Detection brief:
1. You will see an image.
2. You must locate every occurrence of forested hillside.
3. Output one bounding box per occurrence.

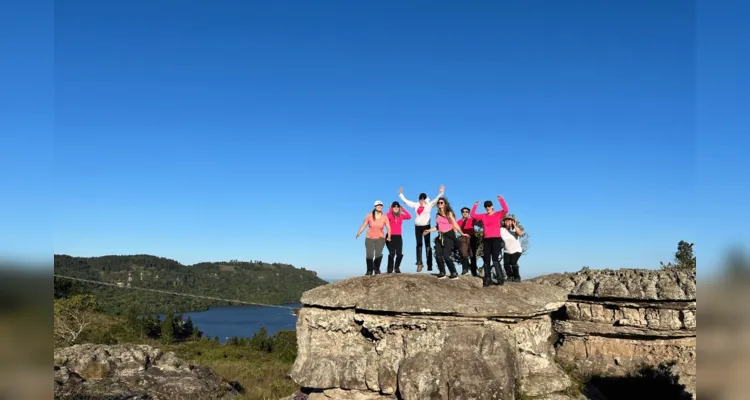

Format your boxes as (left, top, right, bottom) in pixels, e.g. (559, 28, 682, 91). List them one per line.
(54, 254, 327, 314)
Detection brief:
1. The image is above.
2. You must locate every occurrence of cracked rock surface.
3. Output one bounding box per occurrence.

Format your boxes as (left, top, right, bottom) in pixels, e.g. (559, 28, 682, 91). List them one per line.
(530, 268, 697, 399)
(291, 274, 573, 400)
(54, 343, 241, 399)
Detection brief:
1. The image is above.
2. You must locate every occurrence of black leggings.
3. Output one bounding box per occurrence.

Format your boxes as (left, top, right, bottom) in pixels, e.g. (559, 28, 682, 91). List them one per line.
(503, 252, 521, 267)
(434, 232, 458, 276)
(503, 251, 522, 278)
(386, 235, 404, 272)
(483, 237, 504, 282)
(415, 225, 433, 268)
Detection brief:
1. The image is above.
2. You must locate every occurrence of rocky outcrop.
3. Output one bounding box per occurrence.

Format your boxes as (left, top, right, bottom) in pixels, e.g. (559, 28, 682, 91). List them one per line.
(54, 343, 241, 399)
(289, 274, 578, 400)
(530, 268, 696, 398)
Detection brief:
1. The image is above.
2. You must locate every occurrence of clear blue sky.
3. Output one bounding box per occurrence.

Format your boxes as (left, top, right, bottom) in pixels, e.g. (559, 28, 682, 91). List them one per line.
(1, 1, 747, 279)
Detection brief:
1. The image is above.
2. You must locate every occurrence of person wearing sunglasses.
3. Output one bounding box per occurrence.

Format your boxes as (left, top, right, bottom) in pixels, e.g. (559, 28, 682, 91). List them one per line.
(422, 197, 471, 279)
(501, 214, 524, 281)
(470, 195, 509, 287)
(355, 200, 392, 276)
(456, 206, 479, 276)
(385, 201, 412, 273)
(398, 184, 445, 272)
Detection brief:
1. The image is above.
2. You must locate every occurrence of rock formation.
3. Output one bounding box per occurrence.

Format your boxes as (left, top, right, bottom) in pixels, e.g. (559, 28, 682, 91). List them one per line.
(530, 268, 696, 398)
(54, 343, 241, 399)
(288, 268, 697, 400)
(289, 273, 579, 399)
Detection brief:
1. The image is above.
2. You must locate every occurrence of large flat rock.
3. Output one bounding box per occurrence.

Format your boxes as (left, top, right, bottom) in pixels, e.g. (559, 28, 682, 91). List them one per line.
(529, 268, 696, 301)
(300, 273, 570, 318)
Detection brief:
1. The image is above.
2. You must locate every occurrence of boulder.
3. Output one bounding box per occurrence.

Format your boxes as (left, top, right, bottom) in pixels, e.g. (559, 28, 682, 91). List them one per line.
(530, 268, 697, 399)
(290, 274, 574, 400)
(54, 343, 240, 399)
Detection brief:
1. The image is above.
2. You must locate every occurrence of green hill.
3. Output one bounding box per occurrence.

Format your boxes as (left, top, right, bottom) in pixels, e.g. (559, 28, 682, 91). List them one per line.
(54, 254, 328, 315)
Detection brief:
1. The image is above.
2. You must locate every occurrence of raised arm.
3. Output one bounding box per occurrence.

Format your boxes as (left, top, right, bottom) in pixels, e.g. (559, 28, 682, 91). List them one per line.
(470, 201, 483, 221)
(398, 187, 419, 209)
(497, 195, 509, 217)
(401, 208, 412, 220)
(427, 184, 446, 207)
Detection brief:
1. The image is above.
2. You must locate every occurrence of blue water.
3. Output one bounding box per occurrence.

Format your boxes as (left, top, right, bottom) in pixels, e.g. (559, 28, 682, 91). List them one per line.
(178, 303, 301, 343)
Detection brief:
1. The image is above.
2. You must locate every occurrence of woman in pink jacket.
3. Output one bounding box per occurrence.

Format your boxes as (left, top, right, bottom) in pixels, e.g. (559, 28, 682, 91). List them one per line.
(471, 195, 509, 287)
(385, 201, 412, 273)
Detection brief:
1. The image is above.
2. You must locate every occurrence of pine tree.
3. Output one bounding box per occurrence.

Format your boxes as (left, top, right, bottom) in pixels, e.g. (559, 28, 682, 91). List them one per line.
(161, 312, 175, 343)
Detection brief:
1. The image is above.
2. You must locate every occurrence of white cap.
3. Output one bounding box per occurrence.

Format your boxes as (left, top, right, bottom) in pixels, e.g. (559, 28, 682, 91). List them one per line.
(374, 200, 383, 206)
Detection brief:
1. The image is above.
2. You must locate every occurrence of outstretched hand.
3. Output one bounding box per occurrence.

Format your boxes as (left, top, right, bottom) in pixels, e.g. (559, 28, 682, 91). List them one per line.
(439, 184, 445, 193)
(398, 187, 403, 194)
(355, 233, 360, 239)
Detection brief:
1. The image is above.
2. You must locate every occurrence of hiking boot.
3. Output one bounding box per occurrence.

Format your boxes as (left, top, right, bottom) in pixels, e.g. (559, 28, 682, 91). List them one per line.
(394, 255, 403, 273)
(373, 257, 383, 275)
(365, 259, 373, 276)
(449, 274, 459, 280)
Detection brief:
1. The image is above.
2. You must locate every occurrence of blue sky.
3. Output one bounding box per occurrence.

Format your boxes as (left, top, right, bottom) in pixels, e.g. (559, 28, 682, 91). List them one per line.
(1, 1, 746, 279)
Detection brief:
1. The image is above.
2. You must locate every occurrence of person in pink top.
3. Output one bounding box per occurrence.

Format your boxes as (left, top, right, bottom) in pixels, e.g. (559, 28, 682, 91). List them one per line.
(422, 197, 471, 280)
(385, 201, 411, 273)
(356, 200, 392, 276)
(471, 195, 509, 287)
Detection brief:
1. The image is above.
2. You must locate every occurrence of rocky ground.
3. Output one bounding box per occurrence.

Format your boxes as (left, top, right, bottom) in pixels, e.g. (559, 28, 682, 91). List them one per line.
(287, 268, 697, 400)
(54, 343, 242, 399)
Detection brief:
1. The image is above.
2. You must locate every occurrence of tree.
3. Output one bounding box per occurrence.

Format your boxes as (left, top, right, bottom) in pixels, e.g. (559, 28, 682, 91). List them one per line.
(161, 312, 175, 343)
(54, 294, 98, 346)
(660, 241, 696, 272)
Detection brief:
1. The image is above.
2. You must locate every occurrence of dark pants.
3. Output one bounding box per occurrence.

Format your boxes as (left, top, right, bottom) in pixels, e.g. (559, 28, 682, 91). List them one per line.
(415, 225, 433, 270)
(482, 237, 505, 285)
(386, 235, 404, 273)
(459, 235, 479, 275)
(434, 232, 458, 276)
(503, 251, 522, 281)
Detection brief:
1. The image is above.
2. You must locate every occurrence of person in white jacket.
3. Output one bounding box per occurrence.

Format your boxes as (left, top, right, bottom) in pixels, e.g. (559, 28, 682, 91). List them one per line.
(398, 185, 444, 272)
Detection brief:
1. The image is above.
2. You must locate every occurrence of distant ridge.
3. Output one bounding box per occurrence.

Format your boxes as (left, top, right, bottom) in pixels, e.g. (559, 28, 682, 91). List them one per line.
(54, 254, 328, 315)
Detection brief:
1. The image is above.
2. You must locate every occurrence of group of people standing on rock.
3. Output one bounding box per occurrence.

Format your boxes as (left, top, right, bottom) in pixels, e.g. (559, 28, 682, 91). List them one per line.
(355, 185, 525, 287)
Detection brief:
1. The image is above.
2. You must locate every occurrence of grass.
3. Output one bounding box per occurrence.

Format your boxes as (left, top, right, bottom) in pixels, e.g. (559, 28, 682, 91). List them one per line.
(54, 307, 302, 400)
(160, 340, 299, 400)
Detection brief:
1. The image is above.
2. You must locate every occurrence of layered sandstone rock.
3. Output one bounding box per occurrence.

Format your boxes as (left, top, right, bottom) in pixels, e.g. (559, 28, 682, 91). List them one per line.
(289, 273, 579, 400)
(54, 343, 241, 399)
(530, 268, 696, 398)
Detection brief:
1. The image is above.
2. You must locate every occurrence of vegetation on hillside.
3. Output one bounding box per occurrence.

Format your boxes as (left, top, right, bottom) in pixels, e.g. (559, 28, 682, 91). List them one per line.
(54, 254, 327, 314)
(54, 292, 301, 399)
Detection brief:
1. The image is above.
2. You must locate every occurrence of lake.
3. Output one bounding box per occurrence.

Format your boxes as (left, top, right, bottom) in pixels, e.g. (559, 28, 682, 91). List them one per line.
(179, 303, 301, 343)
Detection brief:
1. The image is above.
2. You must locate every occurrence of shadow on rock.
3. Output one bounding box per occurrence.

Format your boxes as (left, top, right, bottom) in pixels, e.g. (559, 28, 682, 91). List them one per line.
(585, 362, 693, 400)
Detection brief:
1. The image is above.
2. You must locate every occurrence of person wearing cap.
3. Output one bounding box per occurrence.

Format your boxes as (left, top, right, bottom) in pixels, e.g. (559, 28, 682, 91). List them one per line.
(356, 200, 392, 276)
(385, 201, 412, 273)
(471, 195, 510, 287)
(501, 214, 524, 282)
(398, 185, 445, 272)
(457, 206, 479, 276)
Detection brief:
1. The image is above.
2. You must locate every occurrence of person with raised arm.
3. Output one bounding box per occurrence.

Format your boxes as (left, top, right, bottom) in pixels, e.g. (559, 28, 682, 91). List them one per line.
(398, 185, 445, 272)
(457, 206, 479, 276)
(385, 201, 412, 273)
(501, 214, 525, 282)
(471, 195, 509, 287)
(421, 197, 471, 279)
(356, 200, 391, 276)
